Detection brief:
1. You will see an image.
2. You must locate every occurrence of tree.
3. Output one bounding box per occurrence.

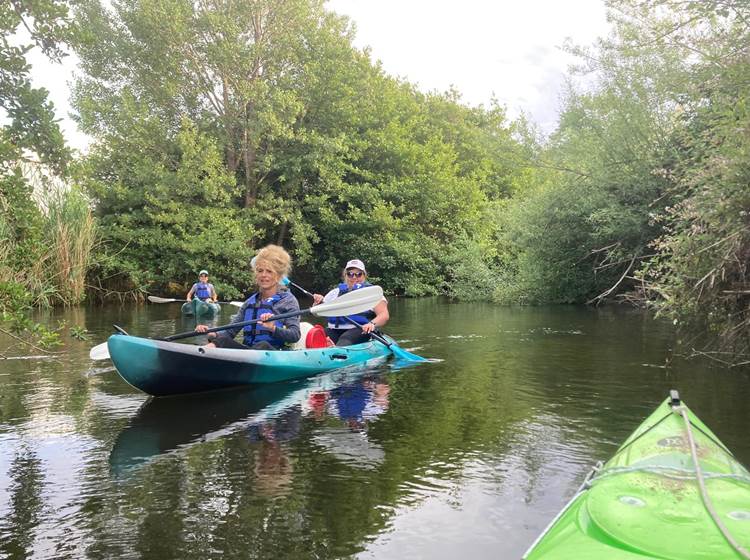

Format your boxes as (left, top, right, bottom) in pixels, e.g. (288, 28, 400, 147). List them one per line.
(493, 0, 750, 363)
(627, 0, 750, 363)
(73, 0, 527, 297)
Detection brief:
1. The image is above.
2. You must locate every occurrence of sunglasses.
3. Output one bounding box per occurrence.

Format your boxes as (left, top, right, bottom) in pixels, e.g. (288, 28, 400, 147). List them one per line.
(346, 271, 364, 278)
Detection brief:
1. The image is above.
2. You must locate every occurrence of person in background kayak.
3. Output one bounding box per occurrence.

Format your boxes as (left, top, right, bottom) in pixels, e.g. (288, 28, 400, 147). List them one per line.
(312, 259, 389, 347)
(186, 270, 218, 303)
(196, 245, 301, 350)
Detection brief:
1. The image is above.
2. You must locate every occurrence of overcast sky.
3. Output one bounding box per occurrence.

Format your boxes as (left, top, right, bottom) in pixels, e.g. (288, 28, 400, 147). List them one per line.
(327, 0, 610, 126)
(28, 0, 611, 153)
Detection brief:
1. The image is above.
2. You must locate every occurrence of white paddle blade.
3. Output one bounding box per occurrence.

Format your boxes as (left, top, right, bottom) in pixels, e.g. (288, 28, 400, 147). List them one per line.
(310, 285, 383, 317)
(229, 301, 244, 308)
(89, 342, 110, 361)
(147, 296, 178, 303)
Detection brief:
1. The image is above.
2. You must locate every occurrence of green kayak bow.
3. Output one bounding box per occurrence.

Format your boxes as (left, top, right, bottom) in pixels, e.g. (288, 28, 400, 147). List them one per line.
(524, 390, 750, 560)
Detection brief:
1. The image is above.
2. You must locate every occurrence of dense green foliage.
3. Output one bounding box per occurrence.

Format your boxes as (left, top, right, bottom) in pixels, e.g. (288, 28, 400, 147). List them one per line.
(1, 0, 71, 292)
(636, 0, 750, 363)
(493, 0, 750, 362)
(71, 0, 525, 299)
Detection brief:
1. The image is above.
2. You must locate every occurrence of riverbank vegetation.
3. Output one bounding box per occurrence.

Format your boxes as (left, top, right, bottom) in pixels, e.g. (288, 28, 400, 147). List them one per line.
(498, 0, 750, 365)
(2, 0, 748, 364)
(1, 0, 96, 348)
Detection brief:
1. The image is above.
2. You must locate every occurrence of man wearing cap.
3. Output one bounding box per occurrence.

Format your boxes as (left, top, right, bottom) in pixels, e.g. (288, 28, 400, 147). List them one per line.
(311, 259, 390, 347)
(186, 270, 218, 303)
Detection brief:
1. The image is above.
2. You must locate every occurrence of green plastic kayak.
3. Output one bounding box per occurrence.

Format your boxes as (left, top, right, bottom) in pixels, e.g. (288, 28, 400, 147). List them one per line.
(107, 333, 393, 396)
(524, 391, 750, 560)
(181, 298, 220, 317)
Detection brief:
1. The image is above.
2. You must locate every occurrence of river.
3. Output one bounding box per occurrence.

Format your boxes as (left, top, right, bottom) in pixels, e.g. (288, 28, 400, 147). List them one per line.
(1, 299, 748, 559)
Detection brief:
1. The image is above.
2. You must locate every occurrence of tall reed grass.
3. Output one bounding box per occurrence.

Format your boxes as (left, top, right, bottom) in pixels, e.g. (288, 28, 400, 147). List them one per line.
(1, 168, 93, 351)
(2, 163, 97, 307)
(43, 187, 97, 305)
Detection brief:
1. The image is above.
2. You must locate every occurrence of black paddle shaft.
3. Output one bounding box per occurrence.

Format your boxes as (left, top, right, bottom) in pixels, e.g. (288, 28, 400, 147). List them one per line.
(162, 307, 311, 342)
(288, 280, 314, 298)
(343, 316, 391, 347)
(150, 297, 234, 304)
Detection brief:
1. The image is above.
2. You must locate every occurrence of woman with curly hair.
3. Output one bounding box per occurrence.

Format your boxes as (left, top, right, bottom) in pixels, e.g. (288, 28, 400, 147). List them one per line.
(196, 245, 301, 350)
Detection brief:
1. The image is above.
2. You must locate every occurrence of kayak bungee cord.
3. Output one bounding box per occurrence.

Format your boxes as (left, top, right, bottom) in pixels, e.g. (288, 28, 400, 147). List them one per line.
(588, 465, 750, 483)
(673, 401, 750, 559)
(523, 410, 678, 560)
(600, 397, 730, 465)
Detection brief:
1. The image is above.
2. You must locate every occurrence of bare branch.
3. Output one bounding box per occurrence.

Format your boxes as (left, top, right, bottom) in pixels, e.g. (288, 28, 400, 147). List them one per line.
(587, 254, 638, 305)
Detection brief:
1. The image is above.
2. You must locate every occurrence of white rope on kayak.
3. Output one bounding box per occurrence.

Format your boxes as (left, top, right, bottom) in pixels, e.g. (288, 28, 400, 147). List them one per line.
(674, 404, 750, 560)
(589, 465, 750, 484)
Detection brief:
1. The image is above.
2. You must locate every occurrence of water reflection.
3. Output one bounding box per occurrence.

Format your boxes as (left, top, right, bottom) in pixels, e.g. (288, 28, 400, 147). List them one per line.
(247, 405, 300, 496)
(310, 379, 390, 469)
(109, 369, 392, 477)
(83, 301, 227, 346)
(3, 299, 750, 560)
(1, 447, 43, 558)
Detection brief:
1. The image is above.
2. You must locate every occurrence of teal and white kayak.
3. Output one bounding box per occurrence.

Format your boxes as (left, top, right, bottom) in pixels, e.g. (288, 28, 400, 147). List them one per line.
(181, 298, 220, 317)
(523, 391, 750, 560)
(107, 333, 392, 397)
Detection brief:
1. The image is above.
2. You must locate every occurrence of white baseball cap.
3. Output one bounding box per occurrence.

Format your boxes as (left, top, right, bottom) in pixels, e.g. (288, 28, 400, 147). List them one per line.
(345, 259, 366, 273)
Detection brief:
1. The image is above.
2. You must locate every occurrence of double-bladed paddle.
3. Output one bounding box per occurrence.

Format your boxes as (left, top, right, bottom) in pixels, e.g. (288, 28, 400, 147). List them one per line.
(89, 285, 385, 361)
(281, 278, 427, 362)
(147, 296, 244, 307)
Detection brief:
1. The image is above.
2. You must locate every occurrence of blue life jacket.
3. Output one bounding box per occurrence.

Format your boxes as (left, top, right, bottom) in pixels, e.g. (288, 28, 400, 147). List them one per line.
(327, 282, 376, 329)
(194, 282, 213, 300)
(241, 291, 290, 348)
(331, 381, 369, 421)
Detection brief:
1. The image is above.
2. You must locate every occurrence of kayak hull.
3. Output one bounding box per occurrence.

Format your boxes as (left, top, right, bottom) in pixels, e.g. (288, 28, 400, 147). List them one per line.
(181, 299, 220, 317)
(524, 394, 750, 560)
(107, 334, 392, 396)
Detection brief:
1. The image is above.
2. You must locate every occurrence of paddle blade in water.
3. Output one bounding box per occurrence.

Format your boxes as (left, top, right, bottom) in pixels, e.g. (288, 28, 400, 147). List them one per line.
(370, 332, 427, 362)
(388, 342, 428, 362)
(147, 296, 182, 303)
(89, 342, 110, 361)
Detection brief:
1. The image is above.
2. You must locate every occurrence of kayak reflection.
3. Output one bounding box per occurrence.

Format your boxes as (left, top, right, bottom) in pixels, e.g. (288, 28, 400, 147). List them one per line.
(109, 368, 392, 476)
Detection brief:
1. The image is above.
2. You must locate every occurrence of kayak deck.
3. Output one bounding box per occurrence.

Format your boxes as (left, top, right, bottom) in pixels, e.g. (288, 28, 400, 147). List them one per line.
(108, 334, 392, 396)
(524, 392, 750, 560)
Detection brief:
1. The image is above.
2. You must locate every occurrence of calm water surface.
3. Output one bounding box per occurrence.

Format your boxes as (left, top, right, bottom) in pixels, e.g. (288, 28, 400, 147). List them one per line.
(1, 299, 748, 559)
